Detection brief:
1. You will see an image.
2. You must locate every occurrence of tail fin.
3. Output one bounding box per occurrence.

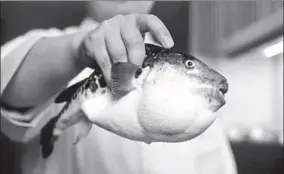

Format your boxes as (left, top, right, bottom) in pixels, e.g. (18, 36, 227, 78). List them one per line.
(40, 115, 60, 158)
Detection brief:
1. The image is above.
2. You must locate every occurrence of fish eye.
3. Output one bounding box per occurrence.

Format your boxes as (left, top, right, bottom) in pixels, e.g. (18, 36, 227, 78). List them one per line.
(135, 68, 143, 78)
(184, 60, 195, 69)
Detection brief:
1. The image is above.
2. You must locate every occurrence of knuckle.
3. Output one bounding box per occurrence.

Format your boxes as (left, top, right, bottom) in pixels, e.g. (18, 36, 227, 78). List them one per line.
(103, 15, 125, 29)
(110, 14, 125, 25)
(86, 29, 102, 42)
(85, 34, 95, 44)
(101, 19, 110, 26)
(101, 20, 113, 30)
(148, 14, 159, 21)
(125, 14, 137, 22)
(114, 14, 124, 21)
(86, 35, 104, 50)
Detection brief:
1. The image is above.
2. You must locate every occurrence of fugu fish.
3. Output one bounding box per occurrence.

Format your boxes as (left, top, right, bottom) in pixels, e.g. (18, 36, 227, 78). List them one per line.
(40, 43, 229, 158)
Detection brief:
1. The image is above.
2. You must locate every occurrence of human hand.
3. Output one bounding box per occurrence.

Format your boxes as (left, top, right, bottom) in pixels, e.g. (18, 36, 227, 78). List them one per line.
(77, 14, 174, 84)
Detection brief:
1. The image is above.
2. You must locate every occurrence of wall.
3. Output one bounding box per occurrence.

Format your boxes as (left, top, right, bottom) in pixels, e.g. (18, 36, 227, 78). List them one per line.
(217, 38, 283, 142)
(189, 1, 283, 58)
(188, 1, 283, 143)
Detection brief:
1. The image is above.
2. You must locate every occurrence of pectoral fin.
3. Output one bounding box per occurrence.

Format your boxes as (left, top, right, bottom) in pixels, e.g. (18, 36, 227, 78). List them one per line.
(52, 109, 93, 145)
(55, 78, 86, 103)
(73, 116, 93, 144)
(111, 62, 141, 99)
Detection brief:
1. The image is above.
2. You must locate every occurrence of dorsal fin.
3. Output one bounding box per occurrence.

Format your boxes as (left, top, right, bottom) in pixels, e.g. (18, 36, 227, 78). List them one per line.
(54, 78, 86, 103)
(145, 43, 164, 58)
(143, 44, 172, 67)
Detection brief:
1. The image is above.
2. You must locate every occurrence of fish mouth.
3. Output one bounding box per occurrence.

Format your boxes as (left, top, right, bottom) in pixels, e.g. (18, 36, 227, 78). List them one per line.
(211, 90, 226, 111)
(210, 80, 228, 112)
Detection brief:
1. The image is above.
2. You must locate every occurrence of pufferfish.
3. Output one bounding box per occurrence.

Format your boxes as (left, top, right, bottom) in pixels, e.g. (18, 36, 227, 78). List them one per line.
(40, 43, 229, 158)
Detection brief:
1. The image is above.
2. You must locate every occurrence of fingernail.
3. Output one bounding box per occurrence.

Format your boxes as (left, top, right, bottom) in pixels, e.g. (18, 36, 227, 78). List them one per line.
(163, 35, 174, 48)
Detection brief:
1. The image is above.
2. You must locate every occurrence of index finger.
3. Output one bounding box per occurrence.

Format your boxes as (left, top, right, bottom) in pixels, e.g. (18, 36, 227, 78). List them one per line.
(135, 14, 174, 48)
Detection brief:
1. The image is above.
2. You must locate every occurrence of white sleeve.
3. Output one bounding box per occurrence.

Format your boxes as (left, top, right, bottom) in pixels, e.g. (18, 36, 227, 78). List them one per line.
(0, 26, 83, 143)
(193, 118, 238, 174)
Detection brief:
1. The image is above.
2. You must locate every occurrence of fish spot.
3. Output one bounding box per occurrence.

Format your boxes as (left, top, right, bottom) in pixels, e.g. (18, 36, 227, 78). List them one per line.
(80, 86, 84, 94)
(85, 90, 88, 97)
(85, 81, 90, 89)
(90, 82, 97, 92)
(71, 93, 77, 100)
(101, 89, 106, 94)
(163, 131, 180, 136)
(98, 77, 107, 88)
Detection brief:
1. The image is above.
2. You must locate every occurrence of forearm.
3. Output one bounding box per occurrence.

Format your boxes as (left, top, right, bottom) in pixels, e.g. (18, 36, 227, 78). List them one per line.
(1, 31, 88, 108)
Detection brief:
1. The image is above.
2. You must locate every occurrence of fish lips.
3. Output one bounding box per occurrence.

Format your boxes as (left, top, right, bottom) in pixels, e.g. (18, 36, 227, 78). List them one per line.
(212, 90, 226, 111)
(192, 85, 226, 112)
(209, 79, 228, 112)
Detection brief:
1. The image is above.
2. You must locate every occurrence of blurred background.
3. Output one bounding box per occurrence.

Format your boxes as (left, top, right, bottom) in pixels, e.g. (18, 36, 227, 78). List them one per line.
(1, 1, 283, 174)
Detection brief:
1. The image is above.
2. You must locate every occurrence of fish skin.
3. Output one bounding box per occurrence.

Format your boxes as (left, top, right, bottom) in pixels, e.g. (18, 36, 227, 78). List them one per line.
(40, 43, 168, 158)
(111, 62, 141, 99)
(40, 69, 104, 158)
(40, 114, 60, 158)
(40, 43, 228, 158)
